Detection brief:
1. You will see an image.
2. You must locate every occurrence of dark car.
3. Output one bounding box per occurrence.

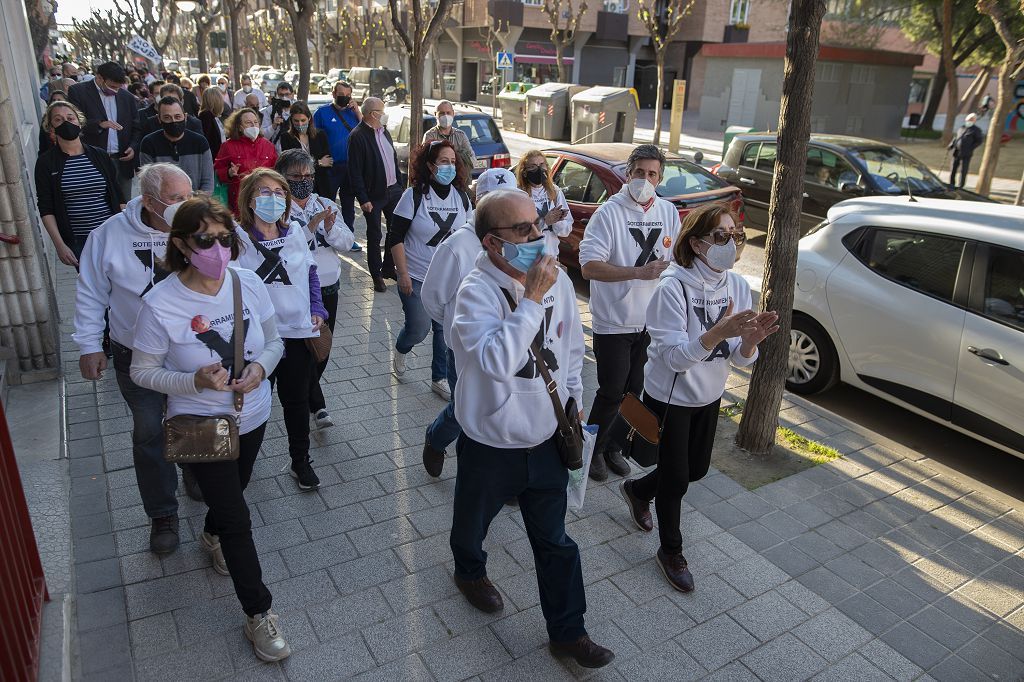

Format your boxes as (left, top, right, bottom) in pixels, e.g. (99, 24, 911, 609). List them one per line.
(542, 143, 745, 269)
(713, 133, 992, 234)
(386, 103, 511, 179)
(347, 67, 405, 101)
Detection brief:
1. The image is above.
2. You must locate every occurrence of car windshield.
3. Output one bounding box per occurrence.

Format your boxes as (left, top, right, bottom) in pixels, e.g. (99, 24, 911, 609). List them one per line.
(849, 147, 946, 195)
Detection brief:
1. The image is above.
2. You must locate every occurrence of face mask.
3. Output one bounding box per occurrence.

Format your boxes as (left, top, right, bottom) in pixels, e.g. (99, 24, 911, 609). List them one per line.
(335, 95, 350, 108)
(54, 120, 81, 141)
(378, 112, 389, 127)
(498, 236, 545, 273)
(162, 200, 184, 226)
(243, 126, 260, 140)
(99, 80, 118, 96)
(525, 167, 547, 186)
(434, 165, 456, 186)
(965, 121, 975, 127)
(161, 120, 186, 137)
(243, 85, 252, 92)
(438, 114, 454, 129)
(189, 242, 232, 279)
(288, 177, 314, 200)
(294, 122, 308, 134)
(628, 178, 656, 204)
(253, 194, 286, 223)
(700, 238, 737, 271)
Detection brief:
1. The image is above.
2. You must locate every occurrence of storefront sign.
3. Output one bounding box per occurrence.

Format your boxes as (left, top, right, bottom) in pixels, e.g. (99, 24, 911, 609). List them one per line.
(669, 79, 686, 154)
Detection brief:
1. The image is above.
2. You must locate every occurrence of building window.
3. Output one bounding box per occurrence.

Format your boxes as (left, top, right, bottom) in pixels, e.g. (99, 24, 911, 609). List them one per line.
(810, 115, 828, 133)
(851, 65, 876, 85)
(602, 0, 629, 12)
(729, 0, 750, 25)
(816, 62, 840, 83)
(523, 0, 543, 6)
(826, 0, 908, 23)
(908, 78, 929, 104)
(845, 115, 863, 134)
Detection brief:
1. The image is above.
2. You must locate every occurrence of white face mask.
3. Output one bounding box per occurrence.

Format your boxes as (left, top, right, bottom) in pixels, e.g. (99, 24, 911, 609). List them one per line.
(243, 126, 260, 140)
(438, 114, 454, 128)
(378, 112, 389, 127)
(965, 120, 975, 127)
(243, 85, 252, 92)
(162, 201, 184, 226)
(700, 238, 737, 271)
(627, 178, 656, 204)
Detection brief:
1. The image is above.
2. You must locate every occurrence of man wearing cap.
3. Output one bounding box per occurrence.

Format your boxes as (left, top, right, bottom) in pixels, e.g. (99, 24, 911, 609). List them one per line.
(419, 168, 516, 476)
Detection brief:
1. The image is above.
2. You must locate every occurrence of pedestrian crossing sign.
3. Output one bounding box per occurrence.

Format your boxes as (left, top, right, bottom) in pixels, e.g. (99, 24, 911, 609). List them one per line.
(496, 52, 514, 70)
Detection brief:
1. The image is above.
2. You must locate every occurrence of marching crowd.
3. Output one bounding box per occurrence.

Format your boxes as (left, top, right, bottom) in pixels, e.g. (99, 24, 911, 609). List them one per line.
(36, 60, 778, 669)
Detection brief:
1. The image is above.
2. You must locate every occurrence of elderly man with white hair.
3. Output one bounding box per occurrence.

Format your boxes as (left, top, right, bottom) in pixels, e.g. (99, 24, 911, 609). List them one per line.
(948, 112, 984, 190)
(422, 99, 477, 172)
(74, 162, 197, 556)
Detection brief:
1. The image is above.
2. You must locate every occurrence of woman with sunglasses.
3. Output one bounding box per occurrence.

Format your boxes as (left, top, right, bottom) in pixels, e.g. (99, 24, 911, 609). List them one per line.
(515, 149, 573, 251)
(389, 140, 472, 400)
(235, 168, 327, 491)
(618, 202, 777, 594)
(129, 196, 291, 662)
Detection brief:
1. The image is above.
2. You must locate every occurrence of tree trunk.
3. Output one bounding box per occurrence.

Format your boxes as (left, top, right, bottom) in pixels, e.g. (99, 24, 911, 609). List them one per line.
(735, 0, 827, 455)
(940, 0, 957, 144)
(652, 52, 665, 146)
(554, 37, 568, 83)
(964, 66, 993, 113)
(974, 62, 1015, 196)
(1016, 165, 1023, 205)
(229, 5, 243, 84)
(409, 52, 427, 148)
(919, 67, 948, 130)
(294, 12, 312, 101)
(197, 23, 211, 74)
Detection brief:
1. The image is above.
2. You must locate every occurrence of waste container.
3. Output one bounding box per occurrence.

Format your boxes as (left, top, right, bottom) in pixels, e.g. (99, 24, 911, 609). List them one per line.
(722, 125, 754, 159)
(526, 83, 590, 141)
(570, 87, 639, 144)
(497, 82, 534, 133)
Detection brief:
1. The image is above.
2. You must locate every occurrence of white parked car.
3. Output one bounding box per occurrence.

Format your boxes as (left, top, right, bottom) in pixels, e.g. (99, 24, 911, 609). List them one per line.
(787, 196, 1024, 459)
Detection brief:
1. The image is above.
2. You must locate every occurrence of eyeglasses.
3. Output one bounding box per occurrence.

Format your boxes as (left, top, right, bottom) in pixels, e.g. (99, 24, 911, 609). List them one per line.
(191, 233, 237, 249)
(286, 172, 315, 181)
(523, 164, 546, 172)
(705, 230, 747, 246)
(493, 218, 543, 238)
(255, 187, 287, 198)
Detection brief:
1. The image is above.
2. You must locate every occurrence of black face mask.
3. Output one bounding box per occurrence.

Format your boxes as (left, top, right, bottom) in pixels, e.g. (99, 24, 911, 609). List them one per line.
(525, 167, 547, 186)
(162, 120, 186, 137)
(335, 95, 350, 108)
(54, 120, 81, 141)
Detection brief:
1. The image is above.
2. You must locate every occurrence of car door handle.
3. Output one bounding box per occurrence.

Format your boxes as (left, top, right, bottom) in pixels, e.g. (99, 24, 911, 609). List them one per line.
(968, 346, 1010, 366)
(738, 177, 756, 185)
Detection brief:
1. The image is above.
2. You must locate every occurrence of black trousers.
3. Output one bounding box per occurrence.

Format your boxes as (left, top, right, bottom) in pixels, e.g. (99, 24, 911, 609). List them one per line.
(309, 286, 339, 413)
(949, 153, 972, 189)
(450, 434, 587, 643)
(190, 423, 272, 616)
(362, 183, 403, 278)
(269, 338, 314, 462)
(588, 331, 650, 455)
(631, 395, 720, 556)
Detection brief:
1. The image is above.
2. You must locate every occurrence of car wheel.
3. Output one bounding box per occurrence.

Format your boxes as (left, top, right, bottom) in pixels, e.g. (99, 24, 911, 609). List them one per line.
(786, 315, 839, 395)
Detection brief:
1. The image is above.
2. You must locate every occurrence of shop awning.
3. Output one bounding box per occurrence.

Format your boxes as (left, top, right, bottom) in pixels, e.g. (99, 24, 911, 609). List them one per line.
(514, 54, 574, 65)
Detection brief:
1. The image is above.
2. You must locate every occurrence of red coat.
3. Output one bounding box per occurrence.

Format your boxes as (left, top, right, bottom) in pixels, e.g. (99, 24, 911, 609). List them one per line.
(214, 136, 278, 215)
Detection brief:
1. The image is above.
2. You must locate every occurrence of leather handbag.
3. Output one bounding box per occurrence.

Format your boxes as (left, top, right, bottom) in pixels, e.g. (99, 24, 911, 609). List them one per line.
(607, 373, 680, 468)
(304, 324, 333, 364)
(164, 270, 245, 464)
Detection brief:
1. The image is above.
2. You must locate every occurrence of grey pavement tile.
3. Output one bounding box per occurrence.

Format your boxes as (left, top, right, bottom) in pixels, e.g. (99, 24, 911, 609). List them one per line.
(678, 613, 758, 672)
(811, 652, 889, 682)
(957, 578, 1022, 617)
(805, 492, 859, 520)
(701, 500, 754, 530)
(304, 586, 392, 640)
(255, 490, 328, 525)
(776, 579, 831, 616)
(976, 516, 1024, 553)
(75, 586, 127, 631)
(489, 605, 548, 658)
(718, 554, 790, 599)
(279, 530, 359, 576)
(77, 622, 131, 675)
(348, 515, 420, 556)
(956, 636, 1024, 681)
(879, 621, 951, 670)
(564, 512, 630, 551)
(337, 452, 398, 482)
(682, 484, 723, 509)
(128, 612, 179, 660)
(912, 554, 974, 591)
(352, 654, 434, 682)
(908, 605, 977, 651)
(740, 633, 827, 682)
(362, 606, 451, 664)
(815, 518, 872, 552)
(903, 517, 962, 551)
(800, 464, 849, 491)
(582, 578, 637, 625)
(394, 531, 455, 574)
(729, 589, 808, 642)
(932, 593, 1002, 635)
(959, 529, 1019, 564)
(381, 563, 460, 613)
(842, 507, 899, 538)
(981, 615, 1024, 660)
(615, 638, 706, 681)
(613, 596, 695, 649)
(728, 491, 776, 519)
(864, 498, 922, 529)
(702, 474, 747, 500)
(280, 632, 377, 681)
(892, 565, 950, 604)
(267, 569, 340, 609)
(478, 646, 577, 682)
(852, 539, 913, 575)
(318, 476, 388, 508)
(329, 549, 411, 598)
(792, 607, 873, 662)
(700, 661, 760, 681)
(928, 654, 990, 682)
(846, 444, 904, 470)
(299, 502, 374, 540)
(823, 554, 884, 590)
(880, 528, 936, 564)
(835, 592, 902, 636)
(251, 518, 309, 553)
(791, 531, 845, 564)
(421, 627, 513, 681)
(499, 568, 541, 612)
(407, 501, 455, 538)
(73, 516, 116, 549)
(170, 594, 241, 647)
(761, 542, 819, 578)
(684, 538, 743, 579)
(758, 510, 811, 541)
(609, 558, 678, 605)
(797, 566, 859, 604)
(360, 488, 432, 523)
(668, 573, 746, 624)
(75, 557, 122, 594)
(133, 636, 234, 682)
(977, 560, 1024, 601)
(783, 499, 838, 530)
(863, 579, 929, 619)
(580, 542, 633, 586)
(433, 591, 511, 638)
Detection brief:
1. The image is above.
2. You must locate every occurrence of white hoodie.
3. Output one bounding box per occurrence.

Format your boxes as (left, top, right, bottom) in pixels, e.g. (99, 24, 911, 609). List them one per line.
(451, 251, 584, 449)
(644, 260, 758, 407)
(420, 219, 480, 342)
(579, 186, 681, 335)
(530, 185, 573, 237)
(234, 224, 318, 339)
(73, 197, 172, 354)
(288, 194, 354, 288)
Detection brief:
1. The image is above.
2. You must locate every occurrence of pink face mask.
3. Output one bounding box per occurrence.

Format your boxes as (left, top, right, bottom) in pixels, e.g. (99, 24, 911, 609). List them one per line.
(189, 242, 231, 279)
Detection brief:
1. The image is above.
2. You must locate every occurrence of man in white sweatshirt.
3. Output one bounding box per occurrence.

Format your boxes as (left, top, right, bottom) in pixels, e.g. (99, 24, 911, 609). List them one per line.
(578, 144, 681, 481)
(418, 168, 517, 477)
(74, 163, 195, 556)
(448, 190, 614, 670)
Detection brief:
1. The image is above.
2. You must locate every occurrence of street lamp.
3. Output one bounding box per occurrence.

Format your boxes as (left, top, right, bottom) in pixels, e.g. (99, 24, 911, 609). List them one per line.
(175, 0, 199, 11)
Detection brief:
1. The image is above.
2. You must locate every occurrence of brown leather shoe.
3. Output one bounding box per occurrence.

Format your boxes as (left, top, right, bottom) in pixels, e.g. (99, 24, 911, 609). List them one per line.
(620, 480, 653, 532)
(422, 436, 444, 477)
(372, 276, 387, 293)
(549, 635, 615, 669)
(454, 575, 504, 613)
(657, 548, 695, 592)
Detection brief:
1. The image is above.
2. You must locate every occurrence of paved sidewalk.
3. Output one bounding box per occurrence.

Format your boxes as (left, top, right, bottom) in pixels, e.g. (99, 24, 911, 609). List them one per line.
(56, 230, 1024, 681)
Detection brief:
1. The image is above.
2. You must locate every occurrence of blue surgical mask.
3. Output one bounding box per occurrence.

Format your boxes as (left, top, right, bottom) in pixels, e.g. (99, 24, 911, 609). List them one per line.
(254, 194, 287, 223)
(498, 236, 546, 272)
(434, 165, 456, 185)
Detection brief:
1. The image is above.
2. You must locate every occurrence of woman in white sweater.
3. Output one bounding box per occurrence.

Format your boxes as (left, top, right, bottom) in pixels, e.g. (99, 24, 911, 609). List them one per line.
(130, 197, 291, 663)
(618, 202, 779, 593)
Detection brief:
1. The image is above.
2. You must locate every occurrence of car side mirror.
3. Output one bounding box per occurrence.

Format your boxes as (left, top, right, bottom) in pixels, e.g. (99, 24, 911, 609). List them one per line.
(692, 151, 703, 165)
(841, 182, 864, 195)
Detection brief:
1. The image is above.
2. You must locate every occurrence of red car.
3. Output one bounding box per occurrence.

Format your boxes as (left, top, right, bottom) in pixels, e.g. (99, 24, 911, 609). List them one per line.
(541, 143, 745, 269)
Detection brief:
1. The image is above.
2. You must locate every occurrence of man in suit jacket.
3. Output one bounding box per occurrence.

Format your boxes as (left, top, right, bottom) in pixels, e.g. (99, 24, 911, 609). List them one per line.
(348, 97, 405, 293)
(68, 62, 138, 200)
(948, 112, 985, 190)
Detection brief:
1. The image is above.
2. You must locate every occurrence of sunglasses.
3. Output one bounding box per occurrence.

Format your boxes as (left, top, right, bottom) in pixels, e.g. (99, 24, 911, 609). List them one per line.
(191, 233, 237, 249)
(494, 217, 543, 239)
(705, 230, 747, 246)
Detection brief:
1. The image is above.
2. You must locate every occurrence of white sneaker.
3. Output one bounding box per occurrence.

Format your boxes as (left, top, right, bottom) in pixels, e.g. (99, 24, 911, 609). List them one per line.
(244, 610, 291, 662)
(431, 379, 451, 400)
(393, 351, 407, 378)
(313, 409, 334, 429)
(200, 532, 229, 576)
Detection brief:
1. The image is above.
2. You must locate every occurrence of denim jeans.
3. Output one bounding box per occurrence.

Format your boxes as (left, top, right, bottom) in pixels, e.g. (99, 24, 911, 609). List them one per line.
(396, 278, 447, 383)
(112, 342, 179, 519)
(426, 347, 460, 451)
